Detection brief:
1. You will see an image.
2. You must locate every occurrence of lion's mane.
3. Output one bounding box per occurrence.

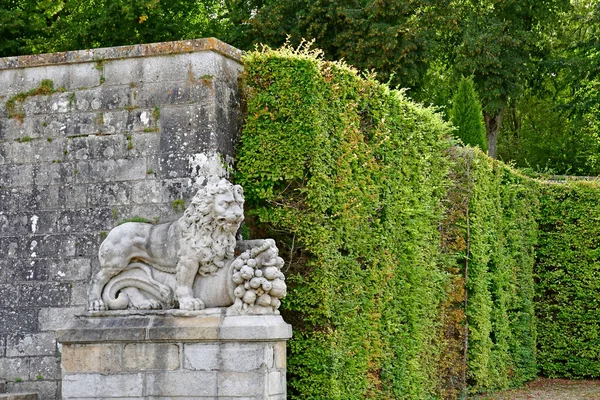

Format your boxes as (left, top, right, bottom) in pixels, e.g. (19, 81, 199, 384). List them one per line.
(180, 179, 244, 276)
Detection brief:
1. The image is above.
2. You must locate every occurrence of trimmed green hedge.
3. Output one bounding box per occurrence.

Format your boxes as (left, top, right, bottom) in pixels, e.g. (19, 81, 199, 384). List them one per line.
(236, 45, 600, 398)
(238, 45, 452, 399)
(536, 181, 600, 378)
(446, 149, 538, 392)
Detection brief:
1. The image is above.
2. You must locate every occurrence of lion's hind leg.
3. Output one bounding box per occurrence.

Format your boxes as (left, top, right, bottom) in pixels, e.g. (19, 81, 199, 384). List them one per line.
(128, 262, 173, 308)
(100, 263, 174, 310)
(121, 287, 163, 310)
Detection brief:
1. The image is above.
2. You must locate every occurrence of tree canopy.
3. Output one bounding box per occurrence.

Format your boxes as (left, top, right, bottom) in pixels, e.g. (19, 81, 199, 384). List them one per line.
(448, 0, 571, 157)
(0, 0, 598, 174)
(0, 0, 229, 57)
(226, 0, 455, 90)
(497, 0, 600, 174)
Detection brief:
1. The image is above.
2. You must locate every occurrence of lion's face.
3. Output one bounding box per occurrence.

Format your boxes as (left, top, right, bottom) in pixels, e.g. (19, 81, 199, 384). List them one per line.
(212, 189, 244, 234)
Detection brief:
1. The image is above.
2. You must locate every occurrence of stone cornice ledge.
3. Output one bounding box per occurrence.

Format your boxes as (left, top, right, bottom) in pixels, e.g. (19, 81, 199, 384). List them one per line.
(56, 311, 292, 344)
(0, 38, 242, 70)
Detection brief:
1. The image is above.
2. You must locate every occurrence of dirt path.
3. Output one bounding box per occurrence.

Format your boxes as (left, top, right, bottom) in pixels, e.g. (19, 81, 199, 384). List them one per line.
(471, 378, 600, 399)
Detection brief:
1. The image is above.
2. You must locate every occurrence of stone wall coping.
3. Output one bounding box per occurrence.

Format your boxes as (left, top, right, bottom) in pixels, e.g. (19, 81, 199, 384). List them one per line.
(0, 38, 242, 70)
(56, 312, 292, 344)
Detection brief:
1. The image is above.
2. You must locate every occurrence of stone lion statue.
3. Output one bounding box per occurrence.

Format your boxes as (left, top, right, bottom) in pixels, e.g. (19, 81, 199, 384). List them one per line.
(87, 178, 286, 314)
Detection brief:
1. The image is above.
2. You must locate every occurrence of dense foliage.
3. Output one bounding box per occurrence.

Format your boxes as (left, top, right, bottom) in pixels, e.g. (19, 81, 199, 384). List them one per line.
(237, 44, 453, 399)
(448, 148, 538, 392)
(447, 0, 570, 158)
(238, 46, 542, 399)
(497, 92, 600, 175)
(226, 0, 455, 91)
(0, 0, 228, 56)
(497, 0, 600, 175)
(3, 0, 600, 393)
(239, 45, 600, 397)
(0, 0, 57, 56)
(2, 0, 598, 174)
(449, 77, 487, 152)
(536, 181, 600, 378)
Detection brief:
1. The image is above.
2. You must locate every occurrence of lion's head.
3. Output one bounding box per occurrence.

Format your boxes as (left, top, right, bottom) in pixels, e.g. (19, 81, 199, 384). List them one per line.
(181, 178, 245, 276)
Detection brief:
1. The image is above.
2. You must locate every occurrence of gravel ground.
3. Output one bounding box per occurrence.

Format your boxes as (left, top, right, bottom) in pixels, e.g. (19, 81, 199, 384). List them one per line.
(471, 379, 600, 399)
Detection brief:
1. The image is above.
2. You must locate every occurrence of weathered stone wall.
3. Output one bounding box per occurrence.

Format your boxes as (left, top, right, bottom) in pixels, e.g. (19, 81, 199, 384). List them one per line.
(0, 39, 243, 399)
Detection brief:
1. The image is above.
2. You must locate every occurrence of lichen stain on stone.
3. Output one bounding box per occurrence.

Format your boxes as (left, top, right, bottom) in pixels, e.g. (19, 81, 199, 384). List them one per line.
(30, 215, 39, 233)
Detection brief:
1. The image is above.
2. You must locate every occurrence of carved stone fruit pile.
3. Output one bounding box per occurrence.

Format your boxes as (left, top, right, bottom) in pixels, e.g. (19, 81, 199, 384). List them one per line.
(230, 239, 286, 312)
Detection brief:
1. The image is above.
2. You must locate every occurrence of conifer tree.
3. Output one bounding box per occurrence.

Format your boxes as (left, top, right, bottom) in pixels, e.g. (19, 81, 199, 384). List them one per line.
(450, 76, 488, 152)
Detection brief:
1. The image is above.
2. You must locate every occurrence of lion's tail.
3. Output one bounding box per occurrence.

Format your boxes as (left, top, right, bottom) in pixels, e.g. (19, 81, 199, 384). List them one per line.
(102, 263, 174, 309)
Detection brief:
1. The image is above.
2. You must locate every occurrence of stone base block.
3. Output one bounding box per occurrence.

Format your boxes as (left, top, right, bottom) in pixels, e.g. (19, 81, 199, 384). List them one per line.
(56, 311, 292, 399)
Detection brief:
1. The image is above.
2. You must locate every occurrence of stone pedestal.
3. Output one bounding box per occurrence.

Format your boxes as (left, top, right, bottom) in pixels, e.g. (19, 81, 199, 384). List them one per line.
(56, 310, 292, 399)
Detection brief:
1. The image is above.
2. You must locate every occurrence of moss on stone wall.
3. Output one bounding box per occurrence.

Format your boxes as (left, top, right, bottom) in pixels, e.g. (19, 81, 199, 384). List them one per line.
(6, 79, 64, 122)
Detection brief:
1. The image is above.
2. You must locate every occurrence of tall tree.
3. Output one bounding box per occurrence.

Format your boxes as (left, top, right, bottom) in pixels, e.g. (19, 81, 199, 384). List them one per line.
(450, 76, 487, 152)
(0, 0, 63, 57)
(497, 0, 600, 174)
(451, 0, 570, 158)
(46, 0, 229, 53)
(226, 0, 455, 90)
(0, 0, 231, 56)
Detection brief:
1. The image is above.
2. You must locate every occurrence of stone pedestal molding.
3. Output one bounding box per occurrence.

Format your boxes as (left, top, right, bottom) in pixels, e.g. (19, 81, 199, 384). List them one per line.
(0, 395, 38, 400)
(56, 311, 292, 399)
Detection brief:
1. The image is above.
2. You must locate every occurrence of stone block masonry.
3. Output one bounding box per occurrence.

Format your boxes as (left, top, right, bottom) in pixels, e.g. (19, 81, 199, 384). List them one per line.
(56, 313, 291, 399)
(0, 39, 243, 399)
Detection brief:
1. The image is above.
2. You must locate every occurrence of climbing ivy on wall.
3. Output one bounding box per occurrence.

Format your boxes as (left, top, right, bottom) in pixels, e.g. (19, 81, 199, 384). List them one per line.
(536, 181, 600, 378)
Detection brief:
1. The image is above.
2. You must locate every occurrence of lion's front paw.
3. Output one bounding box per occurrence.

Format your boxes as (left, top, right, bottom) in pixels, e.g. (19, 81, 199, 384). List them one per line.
(178, 297, 205, 311)
(88, 299, 106, 311)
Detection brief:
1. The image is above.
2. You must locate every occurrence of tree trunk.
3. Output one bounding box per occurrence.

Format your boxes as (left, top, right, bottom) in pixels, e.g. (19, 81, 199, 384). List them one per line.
(484, 108, 504, 159)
